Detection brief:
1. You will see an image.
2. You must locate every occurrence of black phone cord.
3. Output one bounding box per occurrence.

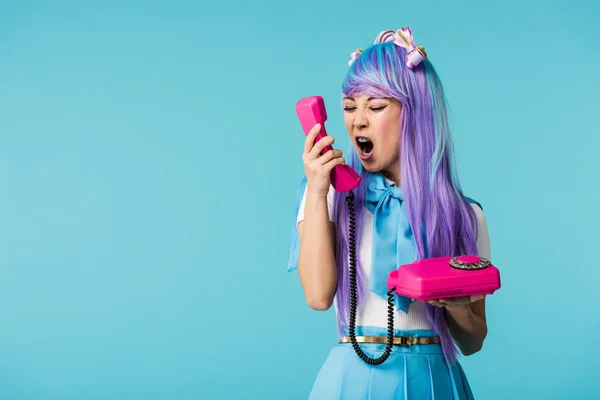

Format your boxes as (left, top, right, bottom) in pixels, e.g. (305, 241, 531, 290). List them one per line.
(345, 191, 396, 365)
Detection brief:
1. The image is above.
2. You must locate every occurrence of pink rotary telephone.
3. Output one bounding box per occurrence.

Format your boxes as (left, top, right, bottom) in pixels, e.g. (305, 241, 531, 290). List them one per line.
(388, 255, 501, 301)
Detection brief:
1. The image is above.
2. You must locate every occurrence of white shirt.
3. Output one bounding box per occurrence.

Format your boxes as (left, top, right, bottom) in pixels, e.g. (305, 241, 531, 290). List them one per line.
(296, 183, 491, 331)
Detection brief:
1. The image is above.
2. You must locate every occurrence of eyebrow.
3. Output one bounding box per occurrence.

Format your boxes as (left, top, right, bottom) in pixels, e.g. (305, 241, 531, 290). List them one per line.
(343, 96, 381, 101)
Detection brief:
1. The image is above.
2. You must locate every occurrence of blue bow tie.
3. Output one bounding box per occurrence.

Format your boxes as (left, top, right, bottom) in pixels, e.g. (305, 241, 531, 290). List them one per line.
(363, 172, 415, 313)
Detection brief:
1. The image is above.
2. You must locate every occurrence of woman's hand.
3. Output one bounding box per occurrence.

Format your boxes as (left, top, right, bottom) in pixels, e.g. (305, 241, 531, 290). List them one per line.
(424, 295, 486, 311)
(423, 295, 488, 356)
(302, 123, 345, 196)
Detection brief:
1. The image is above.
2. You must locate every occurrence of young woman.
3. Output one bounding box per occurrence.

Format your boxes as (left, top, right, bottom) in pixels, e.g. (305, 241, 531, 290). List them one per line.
(288, 27, 491, 399)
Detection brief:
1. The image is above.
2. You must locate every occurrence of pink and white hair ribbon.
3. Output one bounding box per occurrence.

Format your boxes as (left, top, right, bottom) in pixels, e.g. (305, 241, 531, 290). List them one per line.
(375, 27, 427, 69)
(349, 26, 427, 69)
(348, 48, 363, 66)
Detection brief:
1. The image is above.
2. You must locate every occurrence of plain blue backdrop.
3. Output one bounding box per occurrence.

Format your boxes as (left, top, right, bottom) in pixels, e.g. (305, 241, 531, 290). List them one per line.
(1, 0, 599, 399)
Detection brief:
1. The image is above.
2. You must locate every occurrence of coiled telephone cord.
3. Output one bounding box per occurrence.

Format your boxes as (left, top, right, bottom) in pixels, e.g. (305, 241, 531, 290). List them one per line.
(345, 191, 396, 365)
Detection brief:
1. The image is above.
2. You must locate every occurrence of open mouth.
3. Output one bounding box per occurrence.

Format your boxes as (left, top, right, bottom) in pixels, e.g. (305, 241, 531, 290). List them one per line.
(356, 136, 374, 158)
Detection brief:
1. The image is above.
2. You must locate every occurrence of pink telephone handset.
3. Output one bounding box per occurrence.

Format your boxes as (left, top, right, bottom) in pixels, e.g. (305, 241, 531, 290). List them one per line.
(387, 255, 501, 301)
(296, 96, 361, 192)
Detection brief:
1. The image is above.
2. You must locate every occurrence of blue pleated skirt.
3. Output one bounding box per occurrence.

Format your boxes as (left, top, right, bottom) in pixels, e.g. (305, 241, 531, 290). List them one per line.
(308, 326, 474, 400)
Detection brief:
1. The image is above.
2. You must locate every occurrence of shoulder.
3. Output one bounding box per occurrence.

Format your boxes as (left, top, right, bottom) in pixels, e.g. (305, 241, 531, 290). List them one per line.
(464, 196, 486, 226)
(469, 202, 486, 225)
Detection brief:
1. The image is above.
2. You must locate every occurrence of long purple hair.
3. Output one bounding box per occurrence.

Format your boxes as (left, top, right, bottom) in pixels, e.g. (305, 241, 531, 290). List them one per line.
(331, 42, 479, 365)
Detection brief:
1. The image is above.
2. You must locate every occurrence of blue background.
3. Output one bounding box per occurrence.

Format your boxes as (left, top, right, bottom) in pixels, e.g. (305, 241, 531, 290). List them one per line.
(1, 0, 599, 398)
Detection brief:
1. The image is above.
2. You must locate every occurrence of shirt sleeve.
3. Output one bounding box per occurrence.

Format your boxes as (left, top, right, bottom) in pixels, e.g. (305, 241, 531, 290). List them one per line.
(470, 203, 491, 260)
(296, 184, 335, 225)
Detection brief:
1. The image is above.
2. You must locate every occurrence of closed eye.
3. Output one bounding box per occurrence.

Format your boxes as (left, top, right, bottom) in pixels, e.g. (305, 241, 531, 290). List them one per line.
(343, 106, 387, 112)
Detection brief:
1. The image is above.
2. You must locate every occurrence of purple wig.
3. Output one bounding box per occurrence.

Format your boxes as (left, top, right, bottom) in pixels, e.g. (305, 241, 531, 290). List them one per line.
(331, 42, 480, 365)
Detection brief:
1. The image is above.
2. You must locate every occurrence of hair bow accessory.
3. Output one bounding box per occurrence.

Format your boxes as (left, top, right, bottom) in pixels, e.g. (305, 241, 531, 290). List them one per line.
(375, 27, 427, 69)
(348, 48, 363, 66)
(348, 26, 427, 69)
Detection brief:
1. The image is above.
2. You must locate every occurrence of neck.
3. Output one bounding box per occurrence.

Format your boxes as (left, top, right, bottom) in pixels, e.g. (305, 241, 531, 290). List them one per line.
(381, 161, 401, 186)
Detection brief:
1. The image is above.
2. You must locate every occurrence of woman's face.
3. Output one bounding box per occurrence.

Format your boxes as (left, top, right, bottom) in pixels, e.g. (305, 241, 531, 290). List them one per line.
(343, 93, 403, 184)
